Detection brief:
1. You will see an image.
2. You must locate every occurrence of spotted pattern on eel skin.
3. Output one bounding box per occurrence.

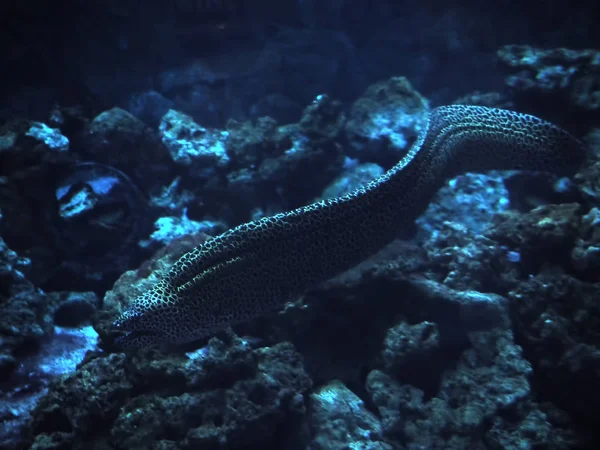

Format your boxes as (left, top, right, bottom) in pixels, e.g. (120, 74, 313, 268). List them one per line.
(113, 105, 586, 349)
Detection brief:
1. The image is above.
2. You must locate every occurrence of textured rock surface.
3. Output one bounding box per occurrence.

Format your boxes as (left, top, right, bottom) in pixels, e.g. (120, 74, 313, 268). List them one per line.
(498, 45, 600, 111)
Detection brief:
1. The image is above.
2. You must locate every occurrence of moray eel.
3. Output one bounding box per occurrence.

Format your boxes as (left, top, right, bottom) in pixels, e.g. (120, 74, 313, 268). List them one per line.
(114, 105, 586, 349)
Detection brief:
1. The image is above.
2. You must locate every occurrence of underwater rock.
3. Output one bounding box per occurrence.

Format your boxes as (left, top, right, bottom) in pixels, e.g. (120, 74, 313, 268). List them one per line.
(309, 379, 391, 450)
(85, 107, 171, 190)
(197, 117, 297, 224)
(148, 176, 197, 213)
(298, 94, 346, 140)
(141, 212, 226, 248)
(26, 353, 131, 448)
(126, 89, 174, 128)
(0, 225, 32, 296)
(225, 115, 345, 221)
(486, 405, 578, 450)
(417, 171, 511, 236)
(406, 279, 510, 332)
(498, 45, 600, 111)
(366, 328, 545, 448)
(380, 321, 440, 376)
(0, 118, 72, 176)
(345, 76, 429, 166)
(571, 207, 600, 280)
(159, 109, 230, 179)
(509, 273, 600, 435)
(24, 122, 69, 152)
(423, 220, 517, 293)
(318, 161, 384, 201)
(26, 338, 311, 449)
(0, 242, 98, 377)
(487, 203, 582, 275)
(0, 278, 44, 381)
(0, 325, 98, 450)
(225, 116, 280, 169)
(366, 370, 423, 438)
(51, 292, 98, 328)
(241, 236, 511, 394)
(574, 127, 600, 205)
(46, 105, 90, 136)
(0, 229, 100, 447)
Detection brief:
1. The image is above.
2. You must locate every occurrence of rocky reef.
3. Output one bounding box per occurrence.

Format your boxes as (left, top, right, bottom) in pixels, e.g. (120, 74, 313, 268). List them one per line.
(1, 2, 599, 449)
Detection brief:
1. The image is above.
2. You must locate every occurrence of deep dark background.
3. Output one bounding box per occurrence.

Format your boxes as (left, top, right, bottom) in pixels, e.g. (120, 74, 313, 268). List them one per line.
(1, 0, 599, 127)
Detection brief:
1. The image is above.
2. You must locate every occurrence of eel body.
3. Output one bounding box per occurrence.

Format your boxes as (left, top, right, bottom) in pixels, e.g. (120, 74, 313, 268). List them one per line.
(114, 105, 586, 348)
